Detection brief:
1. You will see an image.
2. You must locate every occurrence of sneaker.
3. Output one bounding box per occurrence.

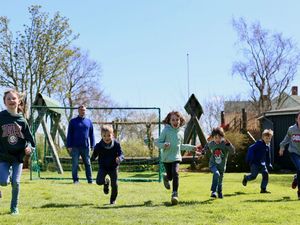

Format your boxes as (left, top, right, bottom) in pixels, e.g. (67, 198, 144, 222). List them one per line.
(297, 190, 300, 200)
(210, 192, 217, 198)
(260, 189, 271, 194)
(73, 181, 79, 185)
(103, 178, 110, 195)
(242, 175, 247, 186)
(110, 200, 116, 205)
(292, 175, 298, 189)
(0, 190, 2, 198)
(163, 173, 170, 190)
(218, 192, 223, 199)
(171, 191, 179, 205)
(10, 207, 19, 216)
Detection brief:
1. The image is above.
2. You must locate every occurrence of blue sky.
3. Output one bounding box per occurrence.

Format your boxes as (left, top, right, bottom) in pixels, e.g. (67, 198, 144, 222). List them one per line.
(1, 1, 300, 116)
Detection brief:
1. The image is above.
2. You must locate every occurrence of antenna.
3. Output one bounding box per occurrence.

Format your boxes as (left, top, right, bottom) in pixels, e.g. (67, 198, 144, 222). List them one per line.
(187, 52, 190, 99)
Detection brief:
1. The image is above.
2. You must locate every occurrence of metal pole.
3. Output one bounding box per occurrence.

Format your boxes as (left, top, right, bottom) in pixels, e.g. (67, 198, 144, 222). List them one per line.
(187, 53, 190, 98)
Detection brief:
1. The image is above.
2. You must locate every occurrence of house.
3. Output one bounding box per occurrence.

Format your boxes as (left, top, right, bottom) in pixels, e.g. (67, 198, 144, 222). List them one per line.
(259, 86, 300, 169)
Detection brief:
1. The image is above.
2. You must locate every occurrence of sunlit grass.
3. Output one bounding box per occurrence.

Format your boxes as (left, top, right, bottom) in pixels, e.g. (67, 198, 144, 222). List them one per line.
(0, 171, 299, 225)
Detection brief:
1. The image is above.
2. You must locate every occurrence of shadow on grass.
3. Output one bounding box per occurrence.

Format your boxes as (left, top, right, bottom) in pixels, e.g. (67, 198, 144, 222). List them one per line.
(94, 200, 159, 209)
(127, 173, 157, 178)
(37, 203, 93, 208)
(224, 191, 247, 197)
(165, 198, 215, 207)
(244, 196, 297, 203)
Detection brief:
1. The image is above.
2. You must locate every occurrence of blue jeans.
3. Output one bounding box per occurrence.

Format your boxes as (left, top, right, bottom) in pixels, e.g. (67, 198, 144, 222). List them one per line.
(0, 162, 23, 210)
(245, 164, 269, 189)
(289, 152, 300, 189)
(71, 147, 92, 183)
(210, 165, 224, 193)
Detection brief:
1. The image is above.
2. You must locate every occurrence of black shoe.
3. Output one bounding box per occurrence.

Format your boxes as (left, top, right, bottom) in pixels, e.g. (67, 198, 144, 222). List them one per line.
(297, 190, 300, 200)
(242, 175, 247, 186)
(292, 175, 298, 189)
(171, 191, 179, 205)
(210, 192, 217, 198)
(103, 178, 110, 195)
(218, 192, 223, 199)
(260, 189, 271, 194)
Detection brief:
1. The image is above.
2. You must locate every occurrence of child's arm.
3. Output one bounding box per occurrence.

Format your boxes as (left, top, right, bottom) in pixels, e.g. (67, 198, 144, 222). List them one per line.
(224, 139, 235, 154)
(155, 129, 169, 149)
(90, 144, 99, 161)
(116, 143, 125, 164)
(180, 143, 197, 152)
(279, 131, 291, 156)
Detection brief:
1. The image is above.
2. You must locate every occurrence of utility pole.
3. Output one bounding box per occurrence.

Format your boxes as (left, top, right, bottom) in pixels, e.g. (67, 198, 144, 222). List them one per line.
(187, 53, 190, 99)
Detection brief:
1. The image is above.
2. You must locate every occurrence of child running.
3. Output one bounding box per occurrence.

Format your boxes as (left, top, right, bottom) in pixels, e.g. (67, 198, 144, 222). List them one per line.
(91, 125, 124, 205)
(279, 111, 300, 199)
(203, 127, 235, 198)
(0, 90, 35, 215)
(242, 129, 273, 193)
(155, 111, 198, 205)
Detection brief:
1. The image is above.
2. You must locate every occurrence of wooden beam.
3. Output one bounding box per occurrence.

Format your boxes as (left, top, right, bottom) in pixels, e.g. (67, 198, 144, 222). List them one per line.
(41, 119, 64, 174)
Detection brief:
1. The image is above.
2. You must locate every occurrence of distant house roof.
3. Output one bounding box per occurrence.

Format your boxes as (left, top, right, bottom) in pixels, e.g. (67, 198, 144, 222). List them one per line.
(224, 101, 256, 113)
(33, 93, 64, 115)
(271, 92, 300, 110)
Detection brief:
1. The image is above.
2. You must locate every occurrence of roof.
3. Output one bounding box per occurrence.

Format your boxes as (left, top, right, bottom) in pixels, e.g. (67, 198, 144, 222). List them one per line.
(258, 106, 300, 119)
(32, 93, 64, 115)
(224, 101, 256, 113)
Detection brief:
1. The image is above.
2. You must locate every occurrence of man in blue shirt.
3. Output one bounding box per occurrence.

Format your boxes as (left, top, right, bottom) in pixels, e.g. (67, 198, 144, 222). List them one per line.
(67, 105, 95, 184)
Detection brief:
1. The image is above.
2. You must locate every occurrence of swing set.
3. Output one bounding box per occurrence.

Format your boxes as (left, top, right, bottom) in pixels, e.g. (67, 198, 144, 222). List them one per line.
(30, 93, 163, 182)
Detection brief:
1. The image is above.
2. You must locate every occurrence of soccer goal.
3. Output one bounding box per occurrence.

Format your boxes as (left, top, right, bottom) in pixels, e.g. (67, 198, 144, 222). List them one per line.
(29, 98, 163, 183)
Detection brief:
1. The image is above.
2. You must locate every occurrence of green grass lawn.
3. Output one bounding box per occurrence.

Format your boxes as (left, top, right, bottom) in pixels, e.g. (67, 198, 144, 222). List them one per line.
(1, 171, 300, 225)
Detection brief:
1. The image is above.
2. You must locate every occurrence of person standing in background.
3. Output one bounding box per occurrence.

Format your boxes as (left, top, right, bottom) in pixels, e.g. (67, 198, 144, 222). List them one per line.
(67, 105, 95, 184)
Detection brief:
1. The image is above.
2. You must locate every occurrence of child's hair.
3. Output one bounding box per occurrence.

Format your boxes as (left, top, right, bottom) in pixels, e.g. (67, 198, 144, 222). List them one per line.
(211, 127, 225, 137)
(162, 111, 185, 126)
(101, 125, 114, 135)
(262, 129, 274, 137)
(3, 89, 25, 113)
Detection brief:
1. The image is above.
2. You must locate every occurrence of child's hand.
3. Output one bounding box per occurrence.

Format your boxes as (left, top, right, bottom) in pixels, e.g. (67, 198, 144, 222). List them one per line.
(116, 157, 121, 164)
(164, 142, 170, 149)
(25, 146, 32, 155)
(279, 148, 284, 156)
(224, 139, 231, 146)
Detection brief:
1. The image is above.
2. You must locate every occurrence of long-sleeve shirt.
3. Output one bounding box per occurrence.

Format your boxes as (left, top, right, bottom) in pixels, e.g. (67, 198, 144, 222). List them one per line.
(91, 139, 124, 170)
(155, 124, 195, 163)
(246, 139, 271, 166)
(67, 116, 95, 149)
(280, 123, 300, 155)
(0, 110, 35, 163)
(204, 140, 235, 172)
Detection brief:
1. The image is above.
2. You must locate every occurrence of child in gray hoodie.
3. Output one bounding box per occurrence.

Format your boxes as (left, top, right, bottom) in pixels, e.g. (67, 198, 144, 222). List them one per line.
(279, 111, 300, 200)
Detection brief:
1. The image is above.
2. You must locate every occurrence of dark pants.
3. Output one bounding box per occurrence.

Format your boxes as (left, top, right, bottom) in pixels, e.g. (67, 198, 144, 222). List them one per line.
(245, 164, 269, 189)
(289, 152, 300, 189)
(96, 167, 118, 202)
(164, 162, 180, 192)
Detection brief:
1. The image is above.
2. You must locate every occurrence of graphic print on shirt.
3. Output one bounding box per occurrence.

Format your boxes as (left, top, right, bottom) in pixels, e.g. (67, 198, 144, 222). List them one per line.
(292, 134, 300, 143)
(214, 149, 223, 164)
(2, 123, 24, 145)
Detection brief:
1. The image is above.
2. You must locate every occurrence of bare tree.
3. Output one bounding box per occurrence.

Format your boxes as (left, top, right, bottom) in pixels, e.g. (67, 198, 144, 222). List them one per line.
(55, 49, 112, 121)
(200, 95, 225, 135)
(0, 5, 78, 122)
(232, 17, 300, 114)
